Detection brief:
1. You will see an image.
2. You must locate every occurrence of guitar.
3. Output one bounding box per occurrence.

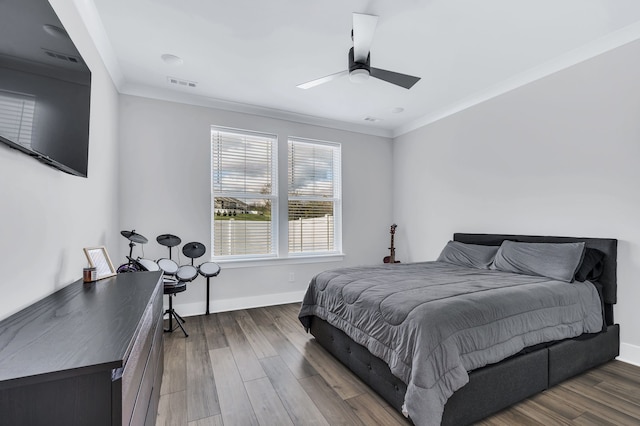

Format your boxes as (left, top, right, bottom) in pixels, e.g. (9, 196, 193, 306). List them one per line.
(383, 224, 400, 264)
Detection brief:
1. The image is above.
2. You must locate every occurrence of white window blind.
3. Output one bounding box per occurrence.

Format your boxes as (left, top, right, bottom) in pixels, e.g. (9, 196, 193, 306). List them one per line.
(0, 90, 35, 148)
(288, 138, 341, 254)
(211, 127, 277, 258)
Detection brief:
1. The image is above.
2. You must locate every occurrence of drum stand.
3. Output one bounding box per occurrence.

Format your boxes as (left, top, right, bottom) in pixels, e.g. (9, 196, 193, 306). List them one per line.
(124, 241, 137, 267)
(157, 234, 188, 337)
(164, 291, 188, 337)
(117, 230, 148, 273)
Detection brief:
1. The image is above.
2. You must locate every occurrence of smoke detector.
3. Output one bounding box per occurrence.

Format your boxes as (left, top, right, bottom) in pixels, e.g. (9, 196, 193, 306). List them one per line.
(167, 77, 197, 88)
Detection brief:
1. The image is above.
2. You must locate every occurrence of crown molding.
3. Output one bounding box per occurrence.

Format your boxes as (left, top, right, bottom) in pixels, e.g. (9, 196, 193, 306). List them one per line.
(72, 0, 125, 88)
(119, 83, 394, 138)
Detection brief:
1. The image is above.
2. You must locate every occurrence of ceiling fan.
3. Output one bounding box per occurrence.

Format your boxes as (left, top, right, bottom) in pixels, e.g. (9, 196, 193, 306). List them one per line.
(297, 13, 421, 90)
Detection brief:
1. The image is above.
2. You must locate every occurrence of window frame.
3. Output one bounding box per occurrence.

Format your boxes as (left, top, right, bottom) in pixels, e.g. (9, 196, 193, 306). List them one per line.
(211, 126, 278, 260)
(210, 128, 343, 264)
(287, 136, 342, 257)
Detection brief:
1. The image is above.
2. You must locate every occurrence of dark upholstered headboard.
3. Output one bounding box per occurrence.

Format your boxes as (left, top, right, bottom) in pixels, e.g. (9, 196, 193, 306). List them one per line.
(453, 233, 618, 325)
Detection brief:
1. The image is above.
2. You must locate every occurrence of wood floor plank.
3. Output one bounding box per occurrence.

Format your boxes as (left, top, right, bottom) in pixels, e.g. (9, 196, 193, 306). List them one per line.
(588, 366, 640, 389)
(209, 347, 259, 426)
(595, 380, 640, 407)
(512, 398, 573, 426)
(156, 390, 187, 426)
(559, 375, 640, 421)
(244, 377, 294, 426)
(202, 313, 228, 350)
(280, 302, 302, 320)
(260, 355, 330, 425)
(248, 306, 276, 327)
(187, 415, 223, 426)
(161, 332, 187, 395)
(345, 392, 408, 426)
(480, 407, 545, 426)
(186, 317, 220, 421)
(567, 370, 604, 388)
(587, 366, 640, 406)
(298, 374, 367, 426)
(216, 311, 266, 382)
(259, 323, 317, 379)
(274, 303, 303, 327)
(265, 304, 301, 331)
(601, 359, 640, 382)
(546, 384, 640, 425)
(231, 309, 278, 359)
(527, 391, 583, 421)
(573, 411, 622, 426)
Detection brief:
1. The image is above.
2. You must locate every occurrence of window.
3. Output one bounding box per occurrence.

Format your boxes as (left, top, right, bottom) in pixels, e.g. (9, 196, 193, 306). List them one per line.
(211, 127, 277, 258)
(211, 128, 342, 261)
(288, 138, 341, 254)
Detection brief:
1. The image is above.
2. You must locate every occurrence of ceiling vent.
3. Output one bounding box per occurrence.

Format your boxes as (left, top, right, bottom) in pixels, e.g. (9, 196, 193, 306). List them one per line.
(42, 49, 82, 64)
(167, 77, 197, 88)
(363, 116, 382, 122)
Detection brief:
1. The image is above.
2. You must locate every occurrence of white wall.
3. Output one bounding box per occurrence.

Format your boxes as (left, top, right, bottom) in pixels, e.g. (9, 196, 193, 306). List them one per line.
(0, 0, 120, 320)
(118, 95, 393, 315)
(393, 38, 640, 365)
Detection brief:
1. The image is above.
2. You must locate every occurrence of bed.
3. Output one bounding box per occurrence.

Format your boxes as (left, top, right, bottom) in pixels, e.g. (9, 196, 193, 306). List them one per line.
(298, 233, 619, 426)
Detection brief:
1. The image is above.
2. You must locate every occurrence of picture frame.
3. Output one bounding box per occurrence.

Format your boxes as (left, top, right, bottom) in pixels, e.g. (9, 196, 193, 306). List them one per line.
(83, 246, 117, 280)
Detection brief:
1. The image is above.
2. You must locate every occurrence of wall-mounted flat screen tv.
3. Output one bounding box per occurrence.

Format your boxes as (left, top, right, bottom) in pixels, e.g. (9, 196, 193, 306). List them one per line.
(0, 0, 91, 177)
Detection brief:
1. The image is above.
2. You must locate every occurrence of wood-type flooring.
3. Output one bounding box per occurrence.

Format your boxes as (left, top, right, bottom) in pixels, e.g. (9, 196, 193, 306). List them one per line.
(156, 303, 640, 425)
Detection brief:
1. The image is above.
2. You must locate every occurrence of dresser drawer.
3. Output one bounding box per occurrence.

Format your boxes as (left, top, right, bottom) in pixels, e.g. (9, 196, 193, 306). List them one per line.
(117, 304, 155, 425)
(130, 314, 163, 426)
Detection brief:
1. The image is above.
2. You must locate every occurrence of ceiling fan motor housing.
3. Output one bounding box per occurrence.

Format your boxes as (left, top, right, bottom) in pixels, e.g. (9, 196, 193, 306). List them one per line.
(348, 47, 370, 82)
(348, 47, 370, 73)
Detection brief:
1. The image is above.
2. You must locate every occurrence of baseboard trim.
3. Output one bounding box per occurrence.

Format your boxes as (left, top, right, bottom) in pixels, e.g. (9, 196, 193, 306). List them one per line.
(618, 342, 640, 367)
(166, 290, 306, 318)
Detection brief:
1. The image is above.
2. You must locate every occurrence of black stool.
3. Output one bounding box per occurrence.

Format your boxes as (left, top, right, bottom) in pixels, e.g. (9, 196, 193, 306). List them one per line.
(163, 281, 188, 336)
(164, 242, 205, 337)
(157, 234, 189, 336)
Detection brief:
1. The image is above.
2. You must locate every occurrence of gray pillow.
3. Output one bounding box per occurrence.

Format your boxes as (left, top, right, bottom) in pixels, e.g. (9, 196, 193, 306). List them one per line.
(437, 241, 499, 269)
(490, 240, 585, 282)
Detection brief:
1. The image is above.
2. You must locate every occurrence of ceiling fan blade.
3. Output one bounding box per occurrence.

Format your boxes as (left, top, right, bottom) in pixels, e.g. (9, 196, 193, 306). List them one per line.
(370, 67, 421, 89)
(297, 70, 349, 89)
(352, 13, 378, 63)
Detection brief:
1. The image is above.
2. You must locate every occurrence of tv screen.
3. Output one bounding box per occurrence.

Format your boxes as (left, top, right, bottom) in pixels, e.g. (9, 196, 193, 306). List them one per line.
(0, 0, 91, 177)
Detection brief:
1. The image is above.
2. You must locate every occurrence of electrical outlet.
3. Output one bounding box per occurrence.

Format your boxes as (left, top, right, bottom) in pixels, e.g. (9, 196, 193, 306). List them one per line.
(288, 272, 295, 282)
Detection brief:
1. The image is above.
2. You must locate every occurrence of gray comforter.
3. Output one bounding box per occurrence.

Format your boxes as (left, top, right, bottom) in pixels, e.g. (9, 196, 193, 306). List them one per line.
(298, 261, 603, 426)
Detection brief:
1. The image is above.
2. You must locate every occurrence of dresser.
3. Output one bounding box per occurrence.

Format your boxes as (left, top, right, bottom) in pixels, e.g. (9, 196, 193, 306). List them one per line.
(0, 271, 164, 426)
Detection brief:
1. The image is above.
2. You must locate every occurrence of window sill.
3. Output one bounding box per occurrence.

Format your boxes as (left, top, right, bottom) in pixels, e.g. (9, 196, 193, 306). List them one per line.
(211, 253, 345, 269)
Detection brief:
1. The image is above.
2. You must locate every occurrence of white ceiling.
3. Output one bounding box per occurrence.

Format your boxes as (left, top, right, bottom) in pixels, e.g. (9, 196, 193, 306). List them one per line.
(80, 0, 640, 137)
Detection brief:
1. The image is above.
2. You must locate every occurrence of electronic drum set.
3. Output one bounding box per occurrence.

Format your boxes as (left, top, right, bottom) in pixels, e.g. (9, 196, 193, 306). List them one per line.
(117, 230, 220, 337)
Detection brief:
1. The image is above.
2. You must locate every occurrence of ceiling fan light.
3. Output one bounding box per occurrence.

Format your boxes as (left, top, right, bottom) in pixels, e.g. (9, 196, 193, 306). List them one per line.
(349, 68, 370, 83)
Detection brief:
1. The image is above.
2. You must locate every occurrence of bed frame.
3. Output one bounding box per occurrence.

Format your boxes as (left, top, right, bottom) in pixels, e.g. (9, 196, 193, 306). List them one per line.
(308, 233, 619, 425)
